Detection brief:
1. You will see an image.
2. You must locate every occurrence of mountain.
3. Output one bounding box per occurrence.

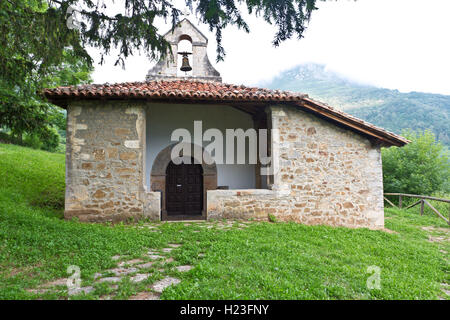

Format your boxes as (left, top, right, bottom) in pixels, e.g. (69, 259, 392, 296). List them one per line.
(262, 63, 450, 145)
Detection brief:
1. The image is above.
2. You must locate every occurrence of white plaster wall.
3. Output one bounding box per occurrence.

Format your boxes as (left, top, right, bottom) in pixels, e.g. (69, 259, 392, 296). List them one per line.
(145, 103, 256, 189)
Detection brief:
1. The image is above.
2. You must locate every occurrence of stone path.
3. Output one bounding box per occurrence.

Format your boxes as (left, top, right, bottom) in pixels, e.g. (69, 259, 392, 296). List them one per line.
(129, 292, 160, 300)
(140, 220, 252, 232)
(28, 246, 192, 299)
(175, 265, 193, 272)
(420, 225, 450, 300)
(91, 250, 188, 299)
(151, 277, 181, 293)
(118, 259, 143, 267)
(25, 220, 252, 300)
(26, 244, 197, 300)
(421, 226, 449, 243)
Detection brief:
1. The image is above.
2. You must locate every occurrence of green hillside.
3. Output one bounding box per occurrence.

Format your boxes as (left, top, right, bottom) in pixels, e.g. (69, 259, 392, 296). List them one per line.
(263, 64, 450, 145)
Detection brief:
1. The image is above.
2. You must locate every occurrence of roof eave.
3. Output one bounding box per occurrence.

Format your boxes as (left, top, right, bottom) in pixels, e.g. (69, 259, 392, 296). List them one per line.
(299, 98, 409, 147)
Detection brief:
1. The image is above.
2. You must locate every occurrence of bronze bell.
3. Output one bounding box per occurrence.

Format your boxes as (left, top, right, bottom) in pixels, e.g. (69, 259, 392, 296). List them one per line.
(178, 51, 192, 72)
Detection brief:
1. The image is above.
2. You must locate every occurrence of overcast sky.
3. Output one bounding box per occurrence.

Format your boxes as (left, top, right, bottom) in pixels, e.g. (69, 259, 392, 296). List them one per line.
(88, 0, 450, 95)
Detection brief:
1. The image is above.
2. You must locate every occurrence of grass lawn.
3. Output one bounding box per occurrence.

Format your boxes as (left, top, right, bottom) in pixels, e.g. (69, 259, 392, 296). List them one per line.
(0, 143, 448, 300)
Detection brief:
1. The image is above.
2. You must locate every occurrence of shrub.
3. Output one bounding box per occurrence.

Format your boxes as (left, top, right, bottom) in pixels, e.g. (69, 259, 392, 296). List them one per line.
(23, 133, 43, 150)
(39, 126, 61, 152)
(0, 126, 62, 153)
(382, 130, 449, 195)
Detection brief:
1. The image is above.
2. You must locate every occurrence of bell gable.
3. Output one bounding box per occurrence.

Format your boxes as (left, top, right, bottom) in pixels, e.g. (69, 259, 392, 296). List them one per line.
(146, 18, 222, 82)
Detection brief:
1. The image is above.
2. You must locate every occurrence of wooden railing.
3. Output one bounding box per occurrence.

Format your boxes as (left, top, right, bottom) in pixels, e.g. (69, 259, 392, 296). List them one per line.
(384, 193, 449, 225)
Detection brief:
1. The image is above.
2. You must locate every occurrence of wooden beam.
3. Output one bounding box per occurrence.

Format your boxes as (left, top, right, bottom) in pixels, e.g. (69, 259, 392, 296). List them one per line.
(384, 193, 450, 203)
(423, 200, 449, 224)
(298, 100, 405, 147)
(230, 105, 257, 116)
(384, 196, 398, 208)
(405, 200, 422, 210)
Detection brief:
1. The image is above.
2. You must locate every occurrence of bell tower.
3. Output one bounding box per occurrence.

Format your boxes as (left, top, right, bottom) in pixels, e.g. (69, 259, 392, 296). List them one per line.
(146, 19, 222, 82)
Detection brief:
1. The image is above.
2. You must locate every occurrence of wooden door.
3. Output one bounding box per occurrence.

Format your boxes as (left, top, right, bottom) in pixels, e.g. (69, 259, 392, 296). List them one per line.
(165, 160, 203, 218)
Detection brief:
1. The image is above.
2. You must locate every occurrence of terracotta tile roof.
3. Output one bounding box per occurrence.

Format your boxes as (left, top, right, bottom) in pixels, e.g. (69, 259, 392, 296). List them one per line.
(43, 80, 408, 146)
(42, 80, 307, 102)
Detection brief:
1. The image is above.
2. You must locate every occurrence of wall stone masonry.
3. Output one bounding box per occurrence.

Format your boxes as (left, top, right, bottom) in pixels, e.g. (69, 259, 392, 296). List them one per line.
(65, 100, 159, 222)
(206, 105, 385, 229)
(207, 189, 279, 220)
(64, 101, 384, 228)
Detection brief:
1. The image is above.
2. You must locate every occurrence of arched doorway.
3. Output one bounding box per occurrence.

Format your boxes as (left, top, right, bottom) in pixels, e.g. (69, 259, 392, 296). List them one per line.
(150, 143, 217, 220)
(165, 159, 203, 218)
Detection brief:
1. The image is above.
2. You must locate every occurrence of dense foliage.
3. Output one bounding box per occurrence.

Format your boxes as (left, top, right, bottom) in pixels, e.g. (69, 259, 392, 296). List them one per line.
(265, 63, 450, 146)
(0, 49, 92, 151)
(0, 2, 92, 151)
(351, 98, 450, 147)
(382, 130, 450, 195)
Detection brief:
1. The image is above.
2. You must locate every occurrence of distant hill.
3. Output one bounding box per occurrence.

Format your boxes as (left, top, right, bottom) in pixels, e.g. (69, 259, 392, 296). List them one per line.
(262, 63, 450, 145)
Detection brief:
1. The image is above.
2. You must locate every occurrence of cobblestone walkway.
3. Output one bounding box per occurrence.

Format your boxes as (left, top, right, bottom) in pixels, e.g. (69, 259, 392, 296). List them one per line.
(26, 220, 252, 300)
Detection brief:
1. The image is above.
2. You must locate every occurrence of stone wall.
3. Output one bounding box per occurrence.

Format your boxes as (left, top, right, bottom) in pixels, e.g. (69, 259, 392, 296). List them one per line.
(65, 101, 160, 222)
(65, 101, 384, 228)
(206, 105, 385, 229)
(207, 189, 278, 220)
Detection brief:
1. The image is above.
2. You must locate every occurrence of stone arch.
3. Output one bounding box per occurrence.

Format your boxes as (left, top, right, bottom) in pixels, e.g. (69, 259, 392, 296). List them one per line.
(151, 142, 217, 176)
(178, 34, 193, 43)
(150, 142, 218, 219)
